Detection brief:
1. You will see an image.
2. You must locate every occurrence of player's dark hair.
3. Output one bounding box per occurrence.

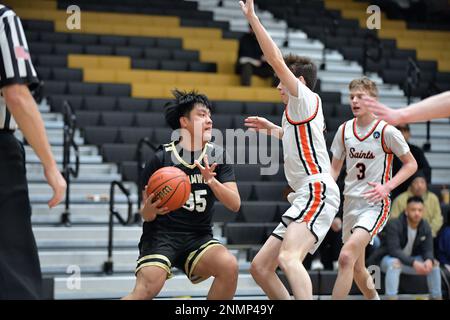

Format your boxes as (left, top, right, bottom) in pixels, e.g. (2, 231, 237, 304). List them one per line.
(284, 54, 318, 91)
(165, 89, 212, 130)
(407, 196, 424, 205)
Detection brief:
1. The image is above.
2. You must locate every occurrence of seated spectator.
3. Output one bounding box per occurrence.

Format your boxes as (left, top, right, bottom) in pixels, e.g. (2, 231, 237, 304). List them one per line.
(390, 170, 443, 237)
(391, 124, 431, 200)
(235, 25, 275, 87)
(380, 196, 442, 300)
(437, 207, 450, 271)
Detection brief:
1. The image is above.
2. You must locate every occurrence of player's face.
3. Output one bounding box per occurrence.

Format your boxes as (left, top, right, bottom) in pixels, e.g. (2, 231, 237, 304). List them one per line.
(349, 89, 372, 117)
(405, 202, 424, 224)
(186, 104, 213, 143)
(277, 81, 289, 104)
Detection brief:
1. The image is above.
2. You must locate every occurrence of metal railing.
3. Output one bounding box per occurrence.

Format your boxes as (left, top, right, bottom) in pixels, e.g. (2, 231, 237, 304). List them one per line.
(103, 180, 134, 275)
(60, 101, 80, 226)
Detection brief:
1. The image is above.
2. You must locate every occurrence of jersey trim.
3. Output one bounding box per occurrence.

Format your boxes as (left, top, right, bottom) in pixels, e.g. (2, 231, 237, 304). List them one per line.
(285, 94, 319, 125)
(381, 123, 393, 154)
(294, 123, 322, 175)
(352, 119, 381, 142)
(166, 141, 211, 169)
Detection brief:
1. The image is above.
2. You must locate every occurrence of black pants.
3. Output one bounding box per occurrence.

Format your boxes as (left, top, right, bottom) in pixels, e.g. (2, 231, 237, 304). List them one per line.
(237, 62, 275, 87)
(304, 228, 342, 270)
(0, 132, 42, 299)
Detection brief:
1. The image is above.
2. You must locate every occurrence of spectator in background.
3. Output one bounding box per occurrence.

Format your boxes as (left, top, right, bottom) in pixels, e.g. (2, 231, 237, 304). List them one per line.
(391, 123, 431, 200)
(235, 25, 275, 87)
(380, 196, 442, 300)
(390, 170, 443, 238)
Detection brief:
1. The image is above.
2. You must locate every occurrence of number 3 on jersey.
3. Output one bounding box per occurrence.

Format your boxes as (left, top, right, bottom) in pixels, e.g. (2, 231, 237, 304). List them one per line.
(183, 190, 207, 213)
(356, 162, 366, 180)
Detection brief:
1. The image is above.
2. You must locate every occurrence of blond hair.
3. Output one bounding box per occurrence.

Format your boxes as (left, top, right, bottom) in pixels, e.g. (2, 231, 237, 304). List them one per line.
(349, 77, 378, 97)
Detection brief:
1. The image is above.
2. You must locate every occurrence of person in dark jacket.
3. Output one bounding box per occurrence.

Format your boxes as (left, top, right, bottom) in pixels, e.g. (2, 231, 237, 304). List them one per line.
(391, 123, 431, 199)
(235, 25, 275, 86)
(379, 196, 442, 299)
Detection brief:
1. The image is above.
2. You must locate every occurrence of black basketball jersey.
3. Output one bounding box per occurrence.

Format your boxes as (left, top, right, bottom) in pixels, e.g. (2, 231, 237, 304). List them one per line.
(141, 140, 235, 233)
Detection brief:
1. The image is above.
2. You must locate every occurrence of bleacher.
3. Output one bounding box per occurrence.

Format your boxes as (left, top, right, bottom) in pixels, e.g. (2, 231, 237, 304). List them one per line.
(3, 0, 450, 299)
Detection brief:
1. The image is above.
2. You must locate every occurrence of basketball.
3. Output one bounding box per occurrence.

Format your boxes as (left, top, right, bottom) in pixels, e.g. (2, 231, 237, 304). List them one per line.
(146, 166, 191, 212)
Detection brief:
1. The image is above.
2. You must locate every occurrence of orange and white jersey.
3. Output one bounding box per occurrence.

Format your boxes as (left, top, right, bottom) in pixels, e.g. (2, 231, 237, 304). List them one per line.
(331, 118, 410, 198)
(281, 80, 331, 191)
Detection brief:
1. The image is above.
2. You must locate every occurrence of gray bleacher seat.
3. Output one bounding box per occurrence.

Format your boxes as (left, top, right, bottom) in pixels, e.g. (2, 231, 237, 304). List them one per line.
(213, 101, 245, 114)
(120, 161, 139, 183)
(153, 128, 174, 144)
(68, 82, 100, 96)
(237, 183, 253, 201)
(172, 50, 199, 62)
(115, 46, 143, 59)
(29, 42, 53, 55)
(40, 32, 69, 43)
(84, 96, 117, 111)
(245, 102, 275, 116)
(241, 203, 278, 222)
(254, 183, 287, 201)
(135, 112, 166, 128)
(118, 97, 150, 112)
(150, 99, 172, 112)
(99, 35, 127, 46)
(52, 68, 83, 82)
(212, 204, 238, 223)
(75, 111, 101, 128)
(233, 165, 263, 182)
(48, 95, 83, 113)
(160, 60, 188, 71)
(101, 111, 135, 127)
(132, 59, 159, 70)
(144, 48, 171, 60)
(189, 62, 216, 73)
(38, 55, 67, 68)
(212, 114, 233, 129)
(119, 127, 153, 144)
(83, 126, 119, 145)
(69, 34, 98, 45)
(101, 143, 138, 163)
(36, 67, 51, 80)
(224, 223, 266, 245)
(100, 83, 131, 97)
(43, 80, 67, 96)
(85, 45, 114, 55)
(54, 43, 84, 55)
(128, 36, 156, 47)
(156, 38, 182, 49)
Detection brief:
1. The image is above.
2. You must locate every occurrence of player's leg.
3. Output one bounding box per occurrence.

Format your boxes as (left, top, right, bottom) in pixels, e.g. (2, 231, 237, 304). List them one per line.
(250, 234, 291, 299)
(278, 222, 316, 300)
(332, 227, 371, 299)
(190, 245, 238, 300)
(122, 266, 167, 300)
(353, 251, 379, 299)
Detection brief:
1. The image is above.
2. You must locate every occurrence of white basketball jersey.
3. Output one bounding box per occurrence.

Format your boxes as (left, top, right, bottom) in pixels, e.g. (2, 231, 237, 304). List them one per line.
(341, 119, 394, 197)
(282, 93, 331, 190)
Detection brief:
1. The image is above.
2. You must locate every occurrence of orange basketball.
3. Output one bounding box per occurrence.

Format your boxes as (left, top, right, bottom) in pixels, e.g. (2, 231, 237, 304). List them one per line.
(146, 166, 191, 212)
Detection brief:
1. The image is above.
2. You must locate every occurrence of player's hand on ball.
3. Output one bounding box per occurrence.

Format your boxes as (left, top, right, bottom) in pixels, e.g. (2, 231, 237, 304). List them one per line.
(363, 182, 391, 203)
(194, 155, 217, 184)
(141, 192, 169, 222)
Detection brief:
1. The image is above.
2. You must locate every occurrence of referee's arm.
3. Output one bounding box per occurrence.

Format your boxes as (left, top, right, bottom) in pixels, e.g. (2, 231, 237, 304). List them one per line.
(0, 8, 66, 208)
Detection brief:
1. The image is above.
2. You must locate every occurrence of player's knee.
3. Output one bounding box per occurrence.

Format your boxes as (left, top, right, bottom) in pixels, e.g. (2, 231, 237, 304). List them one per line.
(278, 250, 296, 271)
(250, 260, 268, 280)
(218, 254, 238, 279)
(353, 263, 366, 275)
(338, 250, 356, 269)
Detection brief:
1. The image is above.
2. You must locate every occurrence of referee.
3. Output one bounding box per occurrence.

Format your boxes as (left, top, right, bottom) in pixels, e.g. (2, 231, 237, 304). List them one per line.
(0, 5, 66, 299)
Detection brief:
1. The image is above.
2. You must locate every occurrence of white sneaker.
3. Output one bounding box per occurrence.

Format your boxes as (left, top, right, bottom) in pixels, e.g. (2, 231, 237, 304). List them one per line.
(311, 259, 324, 271)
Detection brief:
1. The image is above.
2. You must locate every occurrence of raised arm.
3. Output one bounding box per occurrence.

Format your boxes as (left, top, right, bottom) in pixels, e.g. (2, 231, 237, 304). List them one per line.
(239, 0, 299, 97)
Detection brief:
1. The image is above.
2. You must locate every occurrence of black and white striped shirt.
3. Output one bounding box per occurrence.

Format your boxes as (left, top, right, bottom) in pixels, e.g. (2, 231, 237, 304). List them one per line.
(0, 5, 38, 131)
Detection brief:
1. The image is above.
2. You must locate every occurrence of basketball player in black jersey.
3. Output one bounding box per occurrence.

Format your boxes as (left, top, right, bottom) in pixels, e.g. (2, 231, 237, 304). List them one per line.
(123, 90, 241, 300)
